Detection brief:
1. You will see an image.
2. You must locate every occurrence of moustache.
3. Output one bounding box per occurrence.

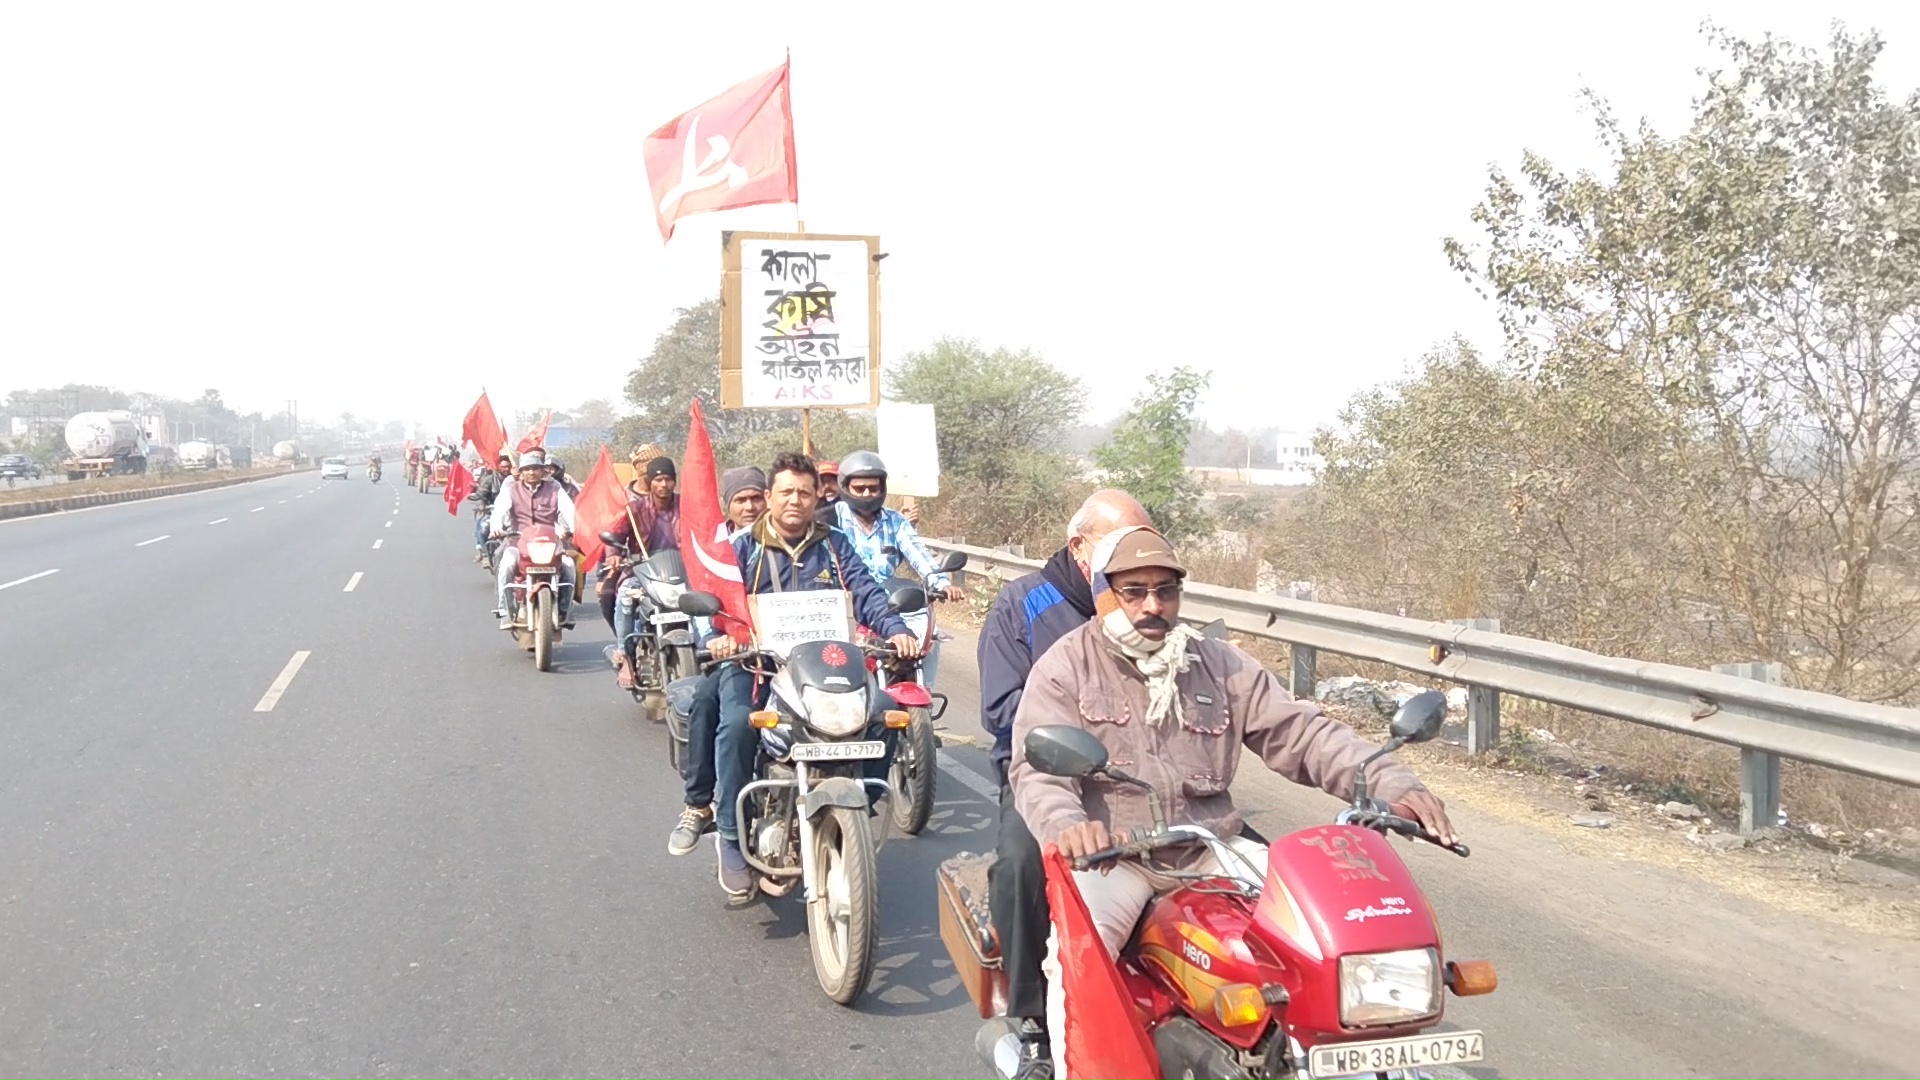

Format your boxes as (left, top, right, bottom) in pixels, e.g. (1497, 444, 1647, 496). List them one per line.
(1134, 615, 1172, 632)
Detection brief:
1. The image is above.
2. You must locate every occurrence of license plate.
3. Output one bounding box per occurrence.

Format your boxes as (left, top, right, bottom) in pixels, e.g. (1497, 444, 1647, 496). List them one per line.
(1309, 1030, 1485, 1078)
(651, 611, 689, 626)
(788, 740, 885, 762)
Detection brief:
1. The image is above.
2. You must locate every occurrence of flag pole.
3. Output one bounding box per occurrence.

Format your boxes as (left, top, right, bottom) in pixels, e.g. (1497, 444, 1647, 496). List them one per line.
(796, 207, 815, 458)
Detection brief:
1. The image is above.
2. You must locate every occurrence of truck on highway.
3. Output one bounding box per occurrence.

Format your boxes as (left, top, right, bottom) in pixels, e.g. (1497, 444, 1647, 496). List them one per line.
(178, 440, 217, 471)
(271, 440, 300, 462)
(62, 411, 149, 480)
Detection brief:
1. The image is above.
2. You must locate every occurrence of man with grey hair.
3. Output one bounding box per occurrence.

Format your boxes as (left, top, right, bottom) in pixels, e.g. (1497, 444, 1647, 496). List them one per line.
(973, 488, 1151, 1079)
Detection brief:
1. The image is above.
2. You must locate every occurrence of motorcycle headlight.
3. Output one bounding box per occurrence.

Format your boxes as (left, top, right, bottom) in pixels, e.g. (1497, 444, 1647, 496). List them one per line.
(526, 539, 558, 564)
(649, 580, 686, 609)
(1339, 948, 1441, 1027)
(800, 685, 868, 737)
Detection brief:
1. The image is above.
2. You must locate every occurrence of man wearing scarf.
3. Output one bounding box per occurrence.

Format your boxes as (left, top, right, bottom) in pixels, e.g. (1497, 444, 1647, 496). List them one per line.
(1009, 526, 1458, 1079)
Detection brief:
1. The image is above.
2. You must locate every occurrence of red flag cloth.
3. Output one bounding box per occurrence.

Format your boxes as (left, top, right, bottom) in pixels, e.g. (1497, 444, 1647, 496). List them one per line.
(442, 458, 474, 516)
(642, 59, 798, 242)
(515, 411, 550, 455)
(1041, 845, 1161, 1080)
(571, 446, 628, 576)
(462, 391, 508, 462)
(675, 399, 753, 643)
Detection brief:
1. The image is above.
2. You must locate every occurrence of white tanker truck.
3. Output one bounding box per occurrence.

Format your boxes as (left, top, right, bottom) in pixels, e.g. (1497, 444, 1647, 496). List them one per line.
(63, 411, 149, 480)
(271, 440, 300, 462)
(178, 440, 217, 471)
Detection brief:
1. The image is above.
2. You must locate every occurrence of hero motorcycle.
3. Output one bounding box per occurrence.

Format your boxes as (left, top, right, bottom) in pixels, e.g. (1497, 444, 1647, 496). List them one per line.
(859, 548, 969, 836)
(941, 691, 1498, 1080)
(499, 524, 575, 671)
(597, 532, 698, 721)
(673, 587, 919, 1005)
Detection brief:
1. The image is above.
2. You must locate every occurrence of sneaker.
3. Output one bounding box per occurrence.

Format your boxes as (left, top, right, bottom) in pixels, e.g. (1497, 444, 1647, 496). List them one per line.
(497, 611, 513, 630)
(668, 805, 713, 856)
(716, 838, 752, 896)
(1012, 1019, 1053, 1080)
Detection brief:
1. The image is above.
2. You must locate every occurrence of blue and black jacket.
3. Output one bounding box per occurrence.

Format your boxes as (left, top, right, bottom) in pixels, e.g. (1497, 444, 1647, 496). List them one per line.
(977, 545, 1096, 774)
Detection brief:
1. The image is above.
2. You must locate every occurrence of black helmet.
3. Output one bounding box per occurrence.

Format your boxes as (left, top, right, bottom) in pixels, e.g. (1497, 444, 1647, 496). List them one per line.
(839, 450, 888, 517)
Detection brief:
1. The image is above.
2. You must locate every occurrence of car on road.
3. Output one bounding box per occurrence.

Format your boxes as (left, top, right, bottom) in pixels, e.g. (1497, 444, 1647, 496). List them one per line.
(320, 456, 349, 480)
(0, 454, 43, 480)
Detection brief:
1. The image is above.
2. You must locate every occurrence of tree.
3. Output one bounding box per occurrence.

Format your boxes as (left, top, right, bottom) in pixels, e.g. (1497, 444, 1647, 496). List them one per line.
(885, 337, 1084, 490)
(1092, 366, 1212, 543)
(572, 398, 619, 428)
(1426, 23, 1920, 698)
(617, 297, 816, 458)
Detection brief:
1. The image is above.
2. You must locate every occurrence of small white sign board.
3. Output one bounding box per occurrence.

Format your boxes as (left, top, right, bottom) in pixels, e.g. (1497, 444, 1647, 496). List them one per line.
(877, 400, 940, 498)
(750, 590, 855, 658)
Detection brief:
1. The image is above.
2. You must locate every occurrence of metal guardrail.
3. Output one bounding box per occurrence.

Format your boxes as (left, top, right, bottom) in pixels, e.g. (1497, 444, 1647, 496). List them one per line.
(926, 539, 1920, 833)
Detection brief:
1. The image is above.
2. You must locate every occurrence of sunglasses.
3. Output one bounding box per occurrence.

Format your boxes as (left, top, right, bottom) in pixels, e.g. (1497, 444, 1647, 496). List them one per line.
(1111, 582, 1183, 603)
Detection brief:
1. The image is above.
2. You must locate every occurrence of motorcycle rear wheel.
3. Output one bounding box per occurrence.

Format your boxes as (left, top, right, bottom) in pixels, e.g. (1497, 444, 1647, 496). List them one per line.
(532, 590, 554, 671)
(889, 707, 937, 836)
(807, 805, 878, 1004)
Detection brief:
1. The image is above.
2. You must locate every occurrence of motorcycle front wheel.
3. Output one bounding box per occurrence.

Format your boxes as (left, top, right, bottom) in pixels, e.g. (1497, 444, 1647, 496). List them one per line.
(532, 590, 554, 671)
(889, 707, 937, 836)
(807, 804, 878, 1005)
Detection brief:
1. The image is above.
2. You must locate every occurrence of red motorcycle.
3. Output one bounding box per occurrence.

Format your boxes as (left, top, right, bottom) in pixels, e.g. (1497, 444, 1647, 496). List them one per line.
(940, 691, 1497, 1079)
(501, 524, 574, 671)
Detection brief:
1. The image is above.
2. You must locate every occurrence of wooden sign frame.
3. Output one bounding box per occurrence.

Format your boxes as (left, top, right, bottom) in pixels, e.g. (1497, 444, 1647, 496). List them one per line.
(719, 230, 883, 411)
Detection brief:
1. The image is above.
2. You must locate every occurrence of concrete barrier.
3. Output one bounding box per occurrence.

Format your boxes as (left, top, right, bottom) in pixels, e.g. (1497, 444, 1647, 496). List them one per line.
(0, 467, 311, 522)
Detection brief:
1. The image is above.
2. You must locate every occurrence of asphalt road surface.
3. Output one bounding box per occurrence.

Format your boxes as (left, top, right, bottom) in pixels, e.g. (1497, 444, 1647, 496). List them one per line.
(0, 473, 1913, 1078)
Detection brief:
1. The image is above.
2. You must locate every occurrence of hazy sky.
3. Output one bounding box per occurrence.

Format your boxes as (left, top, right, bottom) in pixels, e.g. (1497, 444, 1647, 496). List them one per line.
(4, 2, 1917, 444)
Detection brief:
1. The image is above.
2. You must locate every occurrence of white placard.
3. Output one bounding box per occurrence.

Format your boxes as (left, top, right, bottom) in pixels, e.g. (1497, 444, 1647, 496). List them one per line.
(739, 239, 874, 407)
(750, 590, 855, 657)
(877, 400, 940, 498)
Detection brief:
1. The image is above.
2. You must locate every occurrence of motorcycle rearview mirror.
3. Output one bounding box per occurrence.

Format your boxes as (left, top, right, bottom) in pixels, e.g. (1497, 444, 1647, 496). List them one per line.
(598, 530, 623, 547)
(888, 584, 928, 613)
(676, 591, 723, 618)
(939, 550, 968, 573)
(1390, 690, 1449, 745)
(1023, 725, 1109, 779)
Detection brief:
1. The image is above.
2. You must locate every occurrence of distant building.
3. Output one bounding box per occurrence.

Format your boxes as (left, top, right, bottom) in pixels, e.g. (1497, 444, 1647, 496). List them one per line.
(1273, 430, 1325, 483)
(8, 415, 65, 442)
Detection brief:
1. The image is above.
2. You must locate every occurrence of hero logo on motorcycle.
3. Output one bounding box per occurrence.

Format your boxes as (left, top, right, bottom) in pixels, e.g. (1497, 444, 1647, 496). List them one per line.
(1178, 937, 1212, 971)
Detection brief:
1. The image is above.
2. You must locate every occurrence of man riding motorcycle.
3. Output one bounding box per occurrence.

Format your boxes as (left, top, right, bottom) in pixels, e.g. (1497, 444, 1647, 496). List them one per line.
(488, 449, 578, 631)
(472, 452, 513, 561)
(831, 451, 962, 691)
(547, 457, 581, 499)
(666, 465, 768, 855)
(600, 456, 684, 688)
(701, 452, 921, 900)
(812, 459, 842, 526)
(1009, 526, 1456, 1080)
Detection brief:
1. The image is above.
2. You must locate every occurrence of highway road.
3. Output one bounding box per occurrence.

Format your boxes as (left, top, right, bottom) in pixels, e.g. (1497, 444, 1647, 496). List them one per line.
(0, 471, 1914, 1078)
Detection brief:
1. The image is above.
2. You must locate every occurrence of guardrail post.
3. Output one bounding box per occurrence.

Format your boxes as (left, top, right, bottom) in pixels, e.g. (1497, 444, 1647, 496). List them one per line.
(1714, 662, 1784, 834)
(1290, 645, 1316, 698)
(1465, 686, 1501, 754)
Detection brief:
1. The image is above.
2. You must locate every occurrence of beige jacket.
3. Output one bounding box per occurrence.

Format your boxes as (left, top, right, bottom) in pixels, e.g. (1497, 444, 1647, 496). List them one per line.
(1010, 622, 1426, 852)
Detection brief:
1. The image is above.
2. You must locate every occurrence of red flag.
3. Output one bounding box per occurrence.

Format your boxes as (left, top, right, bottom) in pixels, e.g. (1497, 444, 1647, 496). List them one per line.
(463, 391, 508, 462)
(642, 59, 798, 242)
(443, 457, 474, 516)
(571, 446, 629, 576)
(676, 399, 753, 643)
(515, 410, 550, 455)
(1041, 846, 1160, 1079)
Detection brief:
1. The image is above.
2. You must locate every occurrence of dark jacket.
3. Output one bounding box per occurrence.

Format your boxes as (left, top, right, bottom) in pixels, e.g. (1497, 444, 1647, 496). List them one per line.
(978, 545, 1096, 770)
(719, 517, 910, 644)
(474, 468, 507, 507)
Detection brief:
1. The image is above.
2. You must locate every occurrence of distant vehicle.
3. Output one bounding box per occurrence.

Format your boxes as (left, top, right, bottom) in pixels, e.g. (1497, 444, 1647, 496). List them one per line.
(0, 454, 43, 480)
(62, 410, 149, 480)
(320, 456, 349, 480)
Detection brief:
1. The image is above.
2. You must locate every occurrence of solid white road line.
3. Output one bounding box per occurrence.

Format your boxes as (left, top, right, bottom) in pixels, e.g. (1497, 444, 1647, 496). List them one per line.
(252, 651, 311, 712)
(134, 535, 170, 547)
(208, 517, 229, 525)
(936, 749, 1003, 801)
(343, 572, 363, 592)
(373, 539, 383, 549)
(0, 568, 60, 591)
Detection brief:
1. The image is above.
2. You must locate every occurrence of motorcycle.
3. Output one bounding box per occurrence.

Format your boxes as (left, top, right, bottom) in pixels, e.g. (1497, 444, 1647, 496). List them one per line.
(368, 462, 382, 482)
(597, 532, 699, 724)
(943, 690, 1497, 1080)
(860, 549, 969, 837)
(500, 524, 576, 671)
(468, 493, 501, 571)
(674, 587, 920, 1005)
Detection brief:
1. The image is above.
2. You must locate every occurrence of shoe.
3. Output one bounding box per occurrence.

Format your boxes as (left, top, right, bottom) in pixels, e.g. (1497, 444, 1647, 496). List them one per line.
(716, 838, 752, 896)
(1012, 1019, 1053, 1080)
(668, 805, 714, 856)
(497, 612, 513, 630)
